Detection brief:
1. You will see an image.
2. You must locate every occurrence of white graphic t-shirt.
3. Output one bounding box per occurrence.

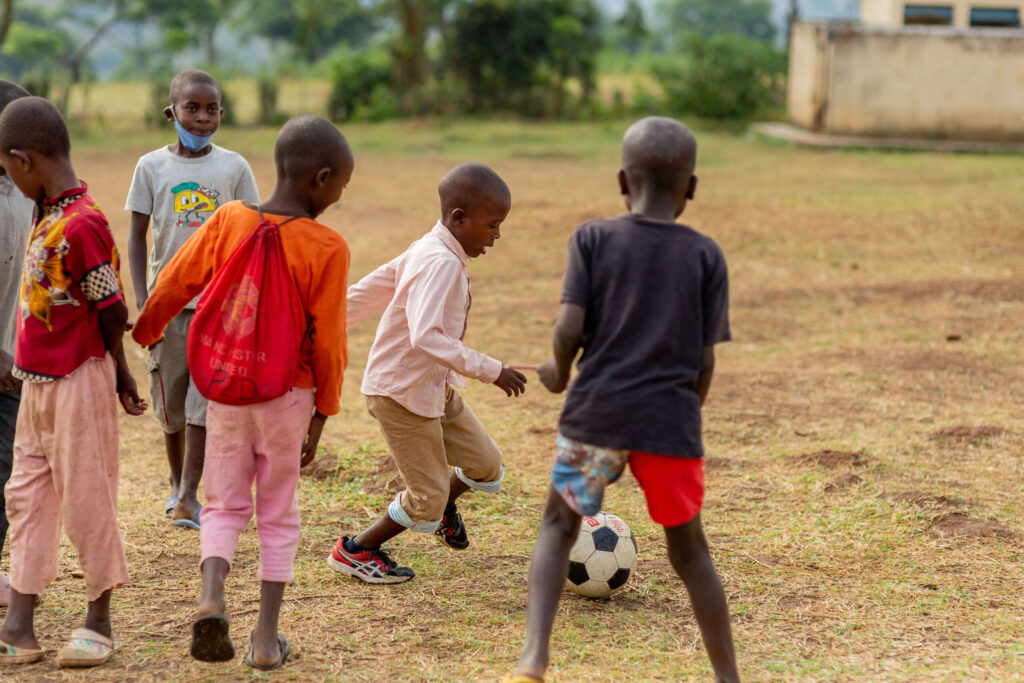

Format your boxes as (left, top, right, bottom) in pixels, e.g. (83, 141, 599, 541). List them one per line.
(124, 144, 259, 308)
(0, 174, 35, 356)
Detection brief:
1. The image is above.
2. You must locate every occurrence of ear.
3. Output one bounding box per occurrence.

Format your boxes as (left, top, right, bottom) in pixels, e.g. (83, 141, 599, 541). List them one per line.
(617, 168, 629, 196)
(450, 207, 466, 225)
(686, 174, 698, 201)
(314, 167, 331, 188)
(7, 149, 31, 171)
(163, 105, 175, 122)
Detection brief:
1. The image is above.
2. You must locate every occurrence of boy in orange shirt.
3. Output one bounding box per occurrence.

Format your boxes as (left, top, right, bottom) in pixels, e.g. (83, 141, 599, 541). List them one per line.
(133, 115, 352, 670)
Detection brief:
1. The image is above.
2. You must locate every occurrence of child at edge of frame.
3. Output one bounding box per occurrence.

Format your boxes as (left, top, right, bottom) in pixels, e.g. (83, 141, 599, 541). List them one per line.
(125, 68, 259, 530)
(131, 115, 352, 671)
(507, 117, 741, 683)
(327, 162, 527, 584)
(0, 96, 148, 669)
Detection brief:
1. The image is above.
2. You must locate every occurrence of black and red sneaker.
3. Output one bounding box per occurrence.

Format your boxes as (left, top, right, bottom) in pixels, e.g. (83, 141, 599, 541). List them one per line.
(328, 536, 414, 584)
(435, 502, 469, 550)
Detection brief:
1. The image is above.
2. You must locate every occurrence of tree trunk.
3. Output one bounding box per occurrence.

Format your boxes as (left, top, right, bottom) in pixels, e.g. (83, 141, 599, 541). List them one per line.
(0, 0, 14, 51)
(393, 0, 426, 113)
(204, 24, 217, 65)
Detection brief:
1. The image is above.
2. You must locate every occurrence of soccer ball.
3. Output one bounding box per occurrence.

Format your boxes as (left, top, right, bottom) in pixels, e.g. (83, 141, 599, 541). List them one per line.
(565, 511, 637, 598)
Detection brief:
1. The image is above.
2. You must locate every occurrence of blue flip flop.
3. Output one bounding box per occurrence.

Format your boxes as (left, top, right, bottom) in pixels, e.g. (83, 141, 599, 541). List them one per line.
(171, 506, 202, 530)
(165, 494, 178, 518)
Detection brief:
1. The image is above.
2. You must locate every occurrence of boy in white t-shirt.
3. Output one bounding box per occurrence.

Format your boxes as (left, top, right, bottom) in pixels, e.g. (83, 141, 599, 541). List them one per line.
(125, 69, 259, 530)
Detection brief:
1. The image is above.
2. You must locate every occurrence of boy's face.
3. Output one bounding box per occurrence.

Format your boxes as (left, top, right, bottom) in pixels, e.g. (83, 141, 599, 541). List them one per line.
(449, 191, 511, 258)
(164, 82, 222, 138)
(0, 150, 42, 202)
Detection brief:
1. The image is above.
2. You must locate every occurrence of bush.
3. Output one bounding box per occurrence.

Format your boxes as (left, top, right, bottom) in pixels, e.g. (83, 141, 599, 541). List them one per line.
(326, 49, 395, 122)
(652, 34, 782, 120)
(147, 82, 169, 129)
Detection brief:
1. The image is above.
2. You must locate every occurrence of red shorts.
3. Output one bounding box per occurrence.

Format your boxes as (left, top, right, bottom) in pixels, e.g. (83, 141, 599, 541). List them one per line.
(628, 452, 705, 528)
(551, 435, 705, 528)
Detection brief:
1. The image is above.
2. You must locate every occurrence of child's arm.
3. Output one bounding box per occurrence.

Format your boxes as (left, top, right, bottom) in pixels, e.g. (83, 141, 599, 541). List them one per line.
(538, 302, 585, 393)
(346, 257, 399, 326)
(696, 346, 715, 406)
(127, 211, 151, 312)
(0, 350, 19, 394)
(132, 209, 222, 347)
(98, 301, 147, 415)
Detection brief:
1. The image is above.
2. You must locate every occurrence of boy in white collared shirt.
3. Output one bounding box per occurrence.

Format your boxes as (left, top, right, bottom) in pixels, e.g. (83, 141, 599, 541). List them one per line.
(329, 162, 526, 584)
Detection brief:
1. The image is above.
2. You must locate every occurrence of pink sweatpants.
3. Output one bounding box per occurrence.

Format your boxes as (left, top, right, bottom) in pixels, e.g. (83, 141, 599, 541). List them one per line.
(200, 387, 314, 583)
(6, 356, 129, 602)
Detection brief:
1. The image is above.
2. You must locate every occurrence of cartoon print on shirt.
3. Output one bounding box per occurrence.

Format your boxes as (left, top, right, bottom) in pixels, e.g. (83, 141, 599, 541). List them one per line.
(21, 211, 77, 331)
(172, 182, 220, 228)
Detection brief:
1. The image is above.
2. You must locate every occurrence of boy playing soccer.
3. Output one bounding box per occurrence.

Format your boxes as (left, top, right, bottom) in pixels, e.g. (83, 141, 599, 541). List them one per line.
(509, 118, 740, 683)
(125, 68, 259, 528)
(0, 96, 147, 668)
(0, 80, 33, 608)
(329, 162, 527, 584)
(133, 115, 351, 669)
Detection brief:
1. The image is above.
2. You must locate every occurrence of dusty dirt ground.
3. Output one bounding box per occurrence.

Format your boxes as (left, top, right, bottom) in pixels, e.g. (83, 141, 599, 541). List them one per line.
(3, 121, 1023, 681)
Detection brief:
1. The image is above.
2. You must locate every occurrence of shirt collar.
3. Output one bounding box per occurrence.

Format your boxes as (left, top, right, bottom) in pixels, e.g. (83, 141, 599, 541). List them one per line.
(41, 181, 88, 210)
(431, 221, 468, 265)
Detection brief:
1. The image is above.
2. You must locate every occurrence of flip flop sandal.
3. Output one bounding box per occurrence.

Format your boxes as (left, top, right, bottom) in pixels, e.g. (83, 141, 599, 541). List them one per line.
(244, 631, 290, 671)
(165, 494, 178, 518)
(55, 628, 115, 668)
(190, 613, 234, 662)
(171, 506, 202, 530)
(503, 674, 544, 682)
(0, 637, 45, 665)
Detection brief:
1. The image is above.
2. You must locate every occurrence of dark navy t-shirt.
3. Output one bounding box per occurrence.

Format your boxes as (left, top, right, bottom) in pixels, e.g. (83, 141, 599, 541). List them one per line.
(558, 214, 731, 458)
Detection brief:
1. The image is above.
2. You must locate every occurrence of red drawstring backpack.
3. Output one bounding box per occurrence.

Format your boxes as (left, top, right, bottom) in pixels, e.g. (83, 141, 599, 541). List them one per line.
(187, 207, 306, 405)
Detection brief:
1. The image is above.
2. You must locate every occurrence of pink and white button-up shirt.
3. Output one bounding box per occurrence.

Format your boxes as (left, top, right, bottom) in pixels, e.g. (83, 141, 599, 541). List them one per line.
(348, 222, 503, 418)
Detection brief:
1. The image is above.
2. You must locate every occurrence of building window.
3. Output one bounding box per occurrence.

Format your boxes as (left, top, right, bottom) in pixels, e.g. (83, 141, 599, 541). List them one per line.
(969, 7, 1021, 26)
(903, 4, 954, 23)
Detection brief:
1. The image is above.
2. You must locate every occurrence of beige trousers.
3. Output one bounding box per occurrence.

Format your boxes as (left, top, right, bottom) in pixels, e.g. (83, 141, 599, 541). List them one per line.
(367, 386, 503, 532)
(6, 356, 129, 601)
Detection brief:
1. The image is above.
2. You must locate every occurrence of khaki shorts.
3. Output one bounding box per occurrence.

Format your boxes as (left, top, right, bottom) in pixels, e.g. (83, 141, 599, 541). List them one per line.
(146, 310, 207, 432)
(367, 385, 503, 532)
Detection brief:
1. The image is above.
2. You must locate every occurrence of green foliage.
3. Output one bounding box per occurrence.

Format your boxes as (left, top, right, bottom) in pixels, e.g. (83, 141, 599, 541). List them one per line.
(326, 48, 395, 122)
(659, 0, 775, 43)
(245, 0, 378, 62)
(147, 81, 168, 128)
(446, 0, 602, 117)
(615, 0, 650, 55)
(652, 33, 783, 119)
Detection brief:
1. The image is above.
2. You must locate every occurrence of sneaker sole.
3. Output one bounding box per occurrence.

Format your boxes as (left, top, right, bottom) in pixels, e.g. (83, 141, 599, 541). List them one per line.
(327, 554, 413, 585)
(436, 535, 470, 550)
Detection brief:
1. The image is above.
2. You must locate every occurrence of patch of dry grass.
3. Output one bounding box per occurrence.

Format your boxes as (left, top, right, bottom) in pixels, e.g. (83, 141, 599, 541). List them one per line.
(3, 120, 1023, 681)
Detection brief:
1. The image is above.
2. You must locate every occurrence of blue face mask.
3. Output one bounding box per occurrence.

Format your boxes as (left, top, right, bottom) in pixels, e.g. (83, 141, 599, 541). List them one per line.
(173, 117, 215, 152)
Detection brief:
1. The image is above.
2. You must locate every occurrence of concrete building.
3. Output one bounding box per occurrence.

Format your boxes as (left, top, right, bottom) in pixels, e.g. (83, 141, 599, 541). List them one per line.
(787, 0, 1024, 141)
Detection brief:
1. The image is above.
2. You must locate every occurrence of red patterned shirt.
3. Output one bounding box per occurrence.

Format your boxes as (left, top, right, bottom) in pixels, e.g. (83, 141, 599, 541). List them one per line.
(13, 183, 124, 383)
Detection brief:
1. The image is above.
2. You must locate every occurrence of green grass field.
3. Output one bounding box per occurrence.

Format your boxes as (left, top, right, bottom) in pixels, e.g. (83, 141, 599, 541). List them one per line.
(3, 116, 1024, 681)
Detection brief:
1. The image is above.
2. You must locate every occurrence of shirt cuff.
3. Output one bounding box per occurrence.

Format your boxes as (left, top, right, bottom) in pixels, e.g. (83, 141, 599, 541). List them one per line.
(481, 357, 503, 384)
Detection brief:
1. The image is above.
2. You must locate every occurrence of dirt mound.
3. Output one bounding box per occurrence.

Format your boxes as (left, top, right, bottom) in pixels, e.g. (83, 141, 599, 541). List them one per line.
(704, 457, 735, 471)
(887, 491, 964, 508)
(794, 450, 866, 469)
(930, 425, 1011, 443)
(824, 473, 862, 492)
(301, 453, 340, 480)
(928, 512, 1013, 539)
(361, 458, 404, 495)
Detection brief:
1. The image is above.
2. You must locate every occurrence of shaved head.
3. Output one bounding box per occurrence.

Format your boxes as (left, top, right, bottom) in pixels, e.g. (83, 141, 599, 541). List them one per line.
(275, 114, 353, 180)
(438, 162, 510, 217)
(0, 96, 70, 159)
(169, 69, 220, 103)
(621, 117, 697, 194)
(0, 80, 30, 114)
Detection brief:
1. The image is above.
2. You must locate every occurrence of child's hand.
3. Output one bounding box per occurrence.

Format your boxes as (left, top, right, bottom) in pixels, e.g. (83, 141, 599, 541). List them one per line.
(538, 358, 569, 393)
(0, 350, 21, 394)
(493, 366, 527, 397)
(116, 367, 148, 416)
(302, 411, 328, 467)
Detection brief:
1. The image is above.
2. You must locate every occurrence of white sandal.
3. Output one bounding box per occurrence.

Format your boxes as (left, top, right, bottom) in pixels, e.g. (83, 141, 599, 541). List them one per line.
(56, 628, 115, 668)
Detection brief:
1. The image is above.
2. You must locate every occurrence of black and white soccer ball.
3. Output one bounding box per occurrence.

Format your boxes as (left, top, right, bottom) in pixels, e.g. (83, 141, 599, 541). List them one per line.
(565, 511, 638, 598)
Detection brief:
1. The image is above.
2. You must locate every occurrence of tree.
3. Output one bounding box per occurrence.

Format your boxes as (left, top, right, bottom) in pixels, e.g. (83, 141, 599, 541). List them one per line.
(616, 0, 649, 56)
(0, 0, 14, 51)
(246, 0, 378, 63)
(659, 0, 775, 43)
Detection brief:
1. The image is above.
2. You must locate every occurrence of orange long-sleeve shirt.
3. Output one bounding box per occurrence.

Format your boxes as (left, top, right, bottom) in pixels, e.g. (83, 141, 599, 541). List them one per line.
(133, 200, 350, 416)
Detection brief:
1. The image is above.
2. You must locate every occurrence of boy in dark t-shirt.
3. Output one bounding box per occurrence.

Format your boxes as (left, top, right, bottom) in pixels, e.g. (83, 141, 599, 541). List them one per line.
(508, 117, 740, 683)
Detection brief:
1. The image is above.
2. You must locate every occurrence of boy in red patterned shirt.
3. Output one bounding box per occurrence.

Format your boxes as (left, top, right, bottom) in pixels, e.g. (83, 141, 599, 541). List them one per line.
(0, 97, 146, 669)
